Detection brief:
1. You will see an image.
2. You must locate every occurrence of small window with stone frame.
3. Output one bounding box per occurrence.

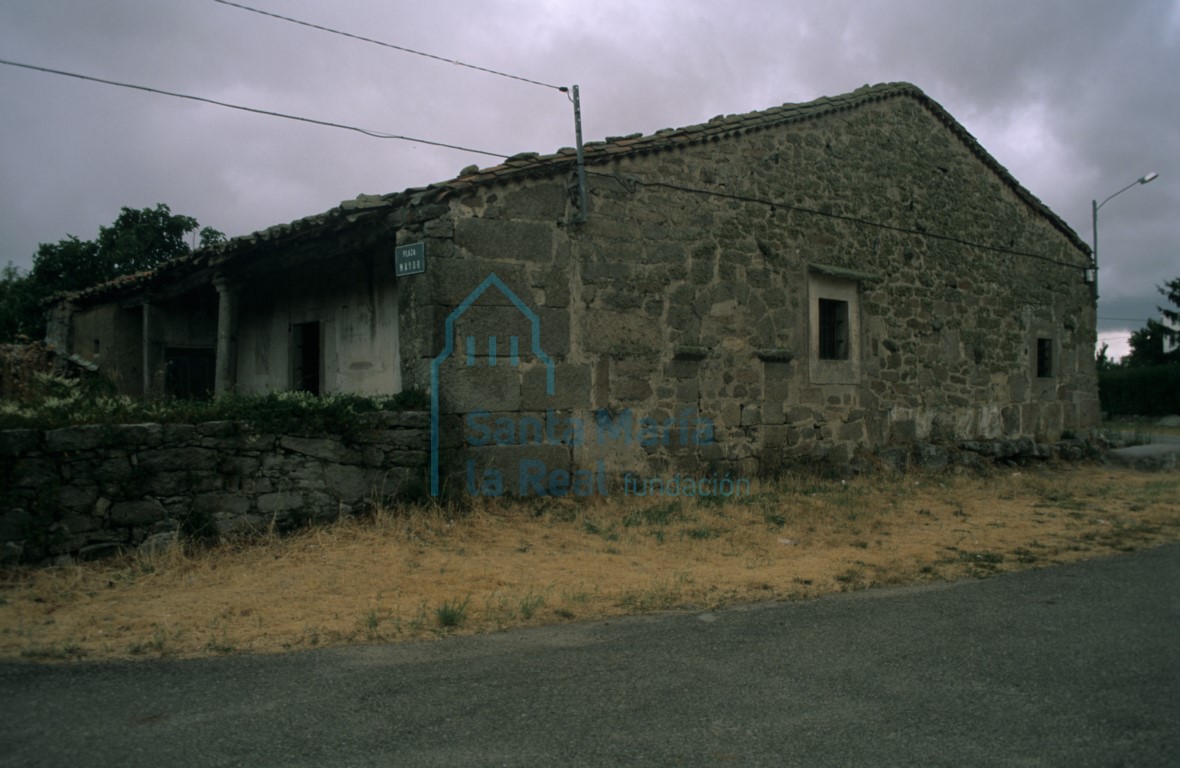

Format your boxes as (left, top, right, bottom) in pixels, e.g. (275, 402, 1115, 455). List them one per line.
(807, 271, 861, 385)
(818, 298, 850, 361)
(1036, 337, 1053, 378)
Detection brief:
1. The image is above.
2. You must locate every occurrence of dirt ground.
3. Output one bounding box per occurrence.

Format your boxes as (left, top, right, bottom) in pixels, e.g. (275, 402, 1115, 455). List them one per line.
(2, 463, 1177, 662)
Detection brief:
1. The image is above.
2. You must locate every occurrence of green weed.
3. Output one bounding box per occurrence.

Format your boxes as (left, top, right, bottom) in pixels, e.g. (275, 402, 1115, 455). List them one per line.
(684, 526, 723, 540)
(127, 626, 169, 655)
(435, 597, 470, 629)
(623, 501, 681, 527)
(20, 643, 85, 661)
(0, 385, 428, 433)
(204, 636, 235, 654)
(519, 591, 545, 620)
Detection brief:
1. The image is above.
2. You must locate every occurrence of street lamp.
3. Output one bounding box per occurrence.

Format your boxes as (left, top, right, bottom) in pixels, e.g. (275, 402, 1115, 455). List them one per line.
(1091, 171, 1159, 291)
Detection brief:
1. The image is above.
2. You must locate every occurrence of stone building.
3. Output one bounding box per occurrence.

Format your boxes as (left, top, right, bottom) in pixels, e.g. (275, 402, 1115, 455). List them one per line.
(49, 81, 1098, 491)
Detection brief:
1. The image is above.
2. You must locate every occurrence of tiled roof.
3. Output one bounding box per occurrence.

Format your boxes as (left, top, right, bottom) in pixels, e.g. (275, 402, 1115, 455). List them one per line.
(60, 81, 1088, 305)
(433, 81, 1087, 253)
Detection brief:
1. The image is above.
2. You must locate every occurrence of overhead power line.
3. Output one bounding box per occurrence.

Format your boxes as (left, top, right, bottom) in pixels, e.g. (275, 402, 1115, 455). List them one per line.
(212, 0, 567, 92)
(210, 1, 587, 219)
(0, 58, 510, 159)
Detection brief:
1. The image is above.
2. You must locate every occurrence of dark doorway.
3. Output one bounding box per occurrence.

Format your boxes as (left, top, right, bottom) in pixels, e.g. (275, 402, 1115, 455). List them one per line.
(164, 347, 215, 400)
(293, 321, 322, 395)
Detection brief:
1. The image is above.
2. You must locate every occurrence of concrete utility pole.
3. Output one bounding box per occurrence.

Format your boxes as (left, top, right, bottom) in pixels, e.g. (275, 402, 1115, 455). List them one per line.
(560, 84, 588, 224)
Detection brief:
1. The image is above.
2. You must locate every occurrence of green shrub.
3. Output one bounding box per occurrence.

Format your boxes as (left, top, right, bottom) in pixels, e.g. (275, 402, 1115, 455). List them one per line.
(1098, 364, 1180, 417)
(0, 375, 428, 433)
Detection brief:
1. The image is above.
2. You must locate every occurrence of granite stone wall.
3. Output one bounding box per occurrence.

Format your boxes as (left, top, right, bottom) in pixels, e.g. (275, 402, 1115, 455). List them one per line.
(41, 91, 1098, 502)
(390, 94, 1097, 489)
(0, 412, 428, 564)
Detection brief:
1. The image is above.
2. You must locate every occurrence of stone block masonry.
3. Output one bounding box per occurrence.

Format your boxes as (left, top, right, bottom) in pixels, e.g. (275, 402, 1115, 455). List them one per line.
(46, 84, 1098, 493)
(391, 91, 1098, 486)
(0, 412, 429, 565)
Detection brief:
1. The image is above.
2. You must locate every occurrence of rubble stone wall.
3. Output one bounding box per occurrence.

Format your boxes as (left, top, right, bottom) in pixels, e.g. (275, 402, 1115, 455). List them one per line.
(392, 94, 1098, 488)
(0, 412, 428, 564)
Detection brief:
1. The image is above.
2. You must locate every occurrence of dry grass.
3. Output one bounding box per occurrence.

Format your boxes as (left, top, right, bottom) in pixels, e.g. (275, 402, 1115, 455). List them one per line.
(2, 464, 1178, 662)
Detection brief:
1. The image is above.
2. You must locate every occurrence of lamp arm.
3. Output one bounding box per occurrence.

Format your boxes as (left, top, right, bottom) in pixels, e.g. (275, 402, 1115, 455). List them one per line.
(1095, 179, 1141, 212)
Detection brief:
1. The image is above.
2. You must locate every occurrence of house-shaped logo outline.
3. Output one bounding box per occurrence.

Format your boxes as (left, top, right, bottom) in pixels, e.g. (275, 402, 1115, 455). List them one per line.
(430, 272, 555, 495)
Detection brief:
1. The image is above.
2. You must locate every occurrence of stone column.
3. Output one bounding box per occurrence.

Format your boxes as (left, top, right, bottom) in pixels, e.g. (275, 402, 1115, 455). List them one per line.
(213, 276, 240, 396)
(142, 302, 157, 396)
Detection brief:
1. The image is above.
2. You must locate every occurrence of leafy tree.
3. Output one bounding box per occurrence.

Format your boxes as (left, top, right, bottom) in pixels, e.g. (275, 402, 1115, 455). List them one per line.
(1159, 277, 1180, 353)
(1124, 321, 1172, 366)
(1120, 276, 1180, 368)
(1095, 342, 1120, 372)
(94, 204, 198, 277)
(26, 235, 104, 297)
(198, 226, 227, 250)
(0, 204, 217, 342)
(0, 263, 40, 340)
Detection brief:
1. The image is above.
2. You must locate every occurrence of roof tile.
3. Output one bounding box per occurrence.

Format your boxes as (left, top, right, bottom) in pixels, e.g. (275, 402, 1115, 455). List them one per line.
(62, 81, 1088, 305)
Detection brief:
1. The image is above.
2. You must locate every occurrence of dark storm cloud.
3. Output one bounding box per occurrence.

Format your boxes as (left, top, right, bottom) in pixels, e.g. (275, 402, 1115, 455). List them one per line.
(1, 0, 1176, 358)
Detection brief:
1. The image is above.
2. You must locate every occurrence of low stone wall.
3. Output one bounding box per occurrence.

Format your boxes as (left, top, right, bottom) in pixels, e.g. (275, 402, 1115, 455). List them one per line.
(0, 411, 428, 565)
(876, 436, 1102, 474)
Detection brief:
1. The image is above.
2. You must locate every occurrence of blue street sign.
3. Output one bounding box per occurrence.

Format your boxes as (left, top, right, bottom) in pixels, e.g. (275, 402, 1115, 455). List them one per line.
(395, 242, 425, 276)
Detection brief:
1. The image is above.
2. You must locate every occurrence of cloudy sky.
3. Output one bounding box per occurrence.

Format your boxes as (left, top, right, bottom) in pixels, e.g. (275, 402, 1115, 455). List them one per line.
(2, 0, 1176, 359)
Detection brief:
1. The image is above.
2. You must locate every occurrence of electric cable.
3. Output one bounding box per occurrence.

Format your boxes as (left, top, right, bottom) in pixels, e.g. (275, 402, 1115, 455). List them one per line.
(0, 57, 511, 159)
(212, 0, 567, 93)
(592, 172, 1090, 271)
(0, 57, 1100, 271)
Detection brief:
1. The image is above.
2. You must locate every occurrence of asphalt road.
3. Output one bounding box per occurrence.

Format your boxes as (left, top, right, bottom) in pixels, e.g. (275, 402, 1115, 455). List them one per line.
(3, 544, 1178, 767)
